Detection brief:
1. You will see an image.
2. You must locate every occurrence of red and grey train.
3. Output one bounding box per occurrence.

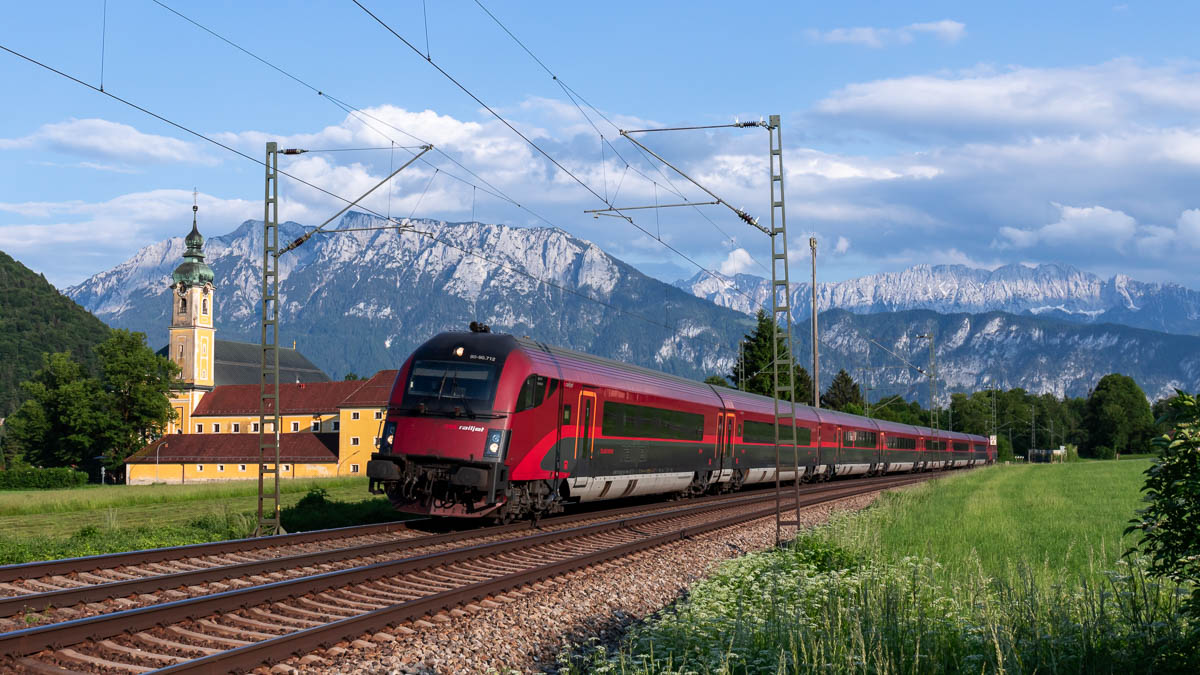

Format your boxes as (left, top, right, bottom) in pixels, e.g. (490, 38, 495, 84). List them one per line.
(368, 329, 994, 520)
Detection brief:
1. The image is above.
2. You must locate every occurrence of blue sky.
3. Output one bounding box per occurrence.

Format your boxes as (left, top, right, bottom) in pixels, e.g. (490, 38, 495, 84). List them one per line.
(3, 1, 1200, 290)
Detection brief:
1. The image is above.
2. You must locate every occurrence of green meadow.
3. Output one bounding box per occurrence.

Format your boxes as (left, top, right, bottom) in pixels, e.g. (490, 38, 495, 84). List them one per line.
(574, 462, 1198, 674)
(0, 477, 404, 564)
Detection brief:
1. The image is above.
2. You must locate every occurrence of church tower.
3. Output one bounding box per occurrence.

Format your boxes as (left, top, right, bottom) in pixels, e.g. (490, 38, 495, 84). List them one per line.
(167, 191, 216, 433)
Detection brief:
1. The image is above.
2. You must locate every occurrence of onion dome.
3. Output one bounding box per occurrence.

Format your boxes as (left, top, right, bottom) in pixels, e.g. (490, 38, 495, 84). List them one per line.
(172, 197, 215, 287)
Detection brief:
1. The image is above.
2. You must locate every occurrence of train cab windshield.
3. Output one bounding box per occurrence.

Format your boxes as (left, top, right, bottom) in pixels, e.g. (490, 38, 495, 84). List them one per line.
(400, 359, 502, 417)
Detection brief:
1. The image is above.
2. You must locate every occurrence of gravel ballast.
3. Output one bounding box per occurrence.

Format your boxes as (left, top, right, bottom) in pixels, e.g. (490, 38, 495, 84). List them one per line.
(277, 491, 882, 675)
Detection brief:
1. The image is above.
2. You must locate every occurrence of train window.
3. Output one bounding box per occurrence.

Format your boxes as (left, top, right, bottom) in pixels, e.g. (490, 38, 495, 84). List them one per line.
(742, 420, 796, 444)
(886, 436, 917, 450)
(926, 440, 946, 451)
(514, 375, 548, 412)
(974, 444, 986, 453)
(405, 359, 500, 409)
(601, 402, 704, 441)
(953, 441, 969, 452)
(544, 378, 559, 401)
(562, 405, 571, 425)
(796, 427, 812, 445)
(843, 430, 877, 448)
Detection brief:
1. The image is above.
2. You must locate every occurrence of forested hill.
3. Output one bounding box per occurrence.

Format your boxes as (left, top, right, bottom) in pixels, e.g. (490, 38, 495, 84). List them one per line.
(0, 251, 110, 416)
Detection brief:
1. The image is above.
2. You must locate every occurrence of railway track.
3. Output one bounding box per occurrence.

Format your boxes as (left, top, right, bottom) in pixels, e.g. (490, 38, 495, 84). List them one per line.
(0, 473, 917, 625)
(0, 472, 934, 674)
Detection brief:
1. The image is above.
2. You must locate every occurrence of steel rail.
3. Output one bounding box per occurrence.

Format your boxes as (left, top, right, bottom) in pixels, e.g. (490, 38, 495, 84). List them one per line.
(0, 473, 919, 613)
(0, 519, 422, 584)
(0, 475, 931, 665)
(0, 485, 796, 616)
(154, 475, 935, 673)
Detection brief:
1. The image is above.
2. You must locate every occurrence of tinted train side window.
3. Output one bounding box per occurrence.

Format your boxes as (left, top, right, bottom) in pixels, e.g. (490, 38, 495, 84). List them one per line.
(743, 420, 809, 444)
(953, 442, 969, 452)
(514, 375, 548, 412)
(601, 402, 704, 441)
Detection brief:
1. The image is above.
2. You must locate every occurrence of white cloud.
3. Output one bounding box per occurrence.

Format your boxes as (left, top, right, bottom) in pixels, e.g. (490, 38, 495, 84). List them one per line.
(998, 204, 1137, 250)
(834, 236, 850, 254)
(814, 60, 1200, 138)
(1175, 209, 1200, 248)
(0, 190, 257, 257)
(0, 119, 211, 164)
(806, 19, 965, 48)
(719, 247, 755, 275)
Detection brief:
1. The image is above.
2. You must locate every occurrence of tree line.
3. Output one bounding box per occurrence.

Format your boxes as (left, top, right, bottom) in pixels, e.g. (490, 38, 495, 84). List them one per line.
(708, 310, 1165, 461)
(0, 330, 179, 479)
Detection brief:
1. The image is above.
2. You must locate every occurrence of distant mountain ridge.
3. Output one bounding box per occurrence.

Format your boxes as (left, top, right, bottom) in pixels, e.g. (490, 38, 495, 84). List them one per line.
(65, 212, 751, 380)
(62, 213, 1200, 404)
(799, 309, 1200, 404)
(676, 263, 1200, 335)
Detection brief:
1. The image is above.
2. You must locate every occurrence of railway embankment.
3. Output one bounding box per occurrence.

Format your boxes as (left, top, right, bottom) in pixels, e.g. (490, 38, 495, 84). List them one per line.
(570, 461, 1198, 674)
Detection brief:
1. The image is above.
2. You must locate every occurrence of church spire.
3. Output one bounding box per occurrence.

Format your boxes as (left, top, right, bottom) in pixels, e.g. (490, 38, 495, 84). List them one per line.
(173, 190, 214, 287)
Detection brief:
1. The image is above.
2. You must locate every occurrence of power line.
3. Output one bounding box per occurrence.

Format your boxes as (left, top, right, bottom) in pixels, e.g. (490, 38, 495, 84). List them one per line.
(0, 41, 746, 363)
(354, 0, 766, 310)
(473, 0, 768, 275)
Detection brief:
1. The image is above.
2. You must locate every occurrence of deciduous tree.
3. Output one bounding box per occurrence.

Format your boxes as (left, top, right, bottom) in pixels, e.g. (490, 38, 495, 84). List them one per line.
(1084, 373, 1154, 457)
(4, 352, 109, 468)
(95, 329, 180, 470)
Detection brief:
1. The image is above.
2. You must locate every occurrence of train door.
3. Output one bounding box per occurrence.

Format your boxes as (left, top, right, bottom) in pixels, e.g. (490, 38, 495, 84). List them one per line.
(573, 389, 598, 477)
(715, 411, 735, 475)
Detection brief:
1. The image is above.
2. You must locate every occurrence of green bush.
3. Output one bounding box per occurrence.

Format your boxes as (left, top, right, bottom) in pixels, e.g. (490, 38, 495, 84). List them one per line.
(0, 466, 88, 490)
(1094, 444, 1116, 459)
(1128, 391, 1200, 617)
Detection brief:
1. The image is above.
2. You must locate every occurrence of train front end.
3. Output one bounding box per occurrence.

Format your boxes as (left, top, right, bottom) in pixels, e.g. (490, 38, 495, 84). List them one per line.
(367, 330, 524, 517)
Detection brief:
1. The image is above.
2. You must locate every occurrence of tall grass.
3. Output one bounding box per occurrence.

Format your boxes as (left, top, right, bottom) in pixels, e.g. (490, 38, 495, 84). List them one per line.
(569, 462, 1198, 674)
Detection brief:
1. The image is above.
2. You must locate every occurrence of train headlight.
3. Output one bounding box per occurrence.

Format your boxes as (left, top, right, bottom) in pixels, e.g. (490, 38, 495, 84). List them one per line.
(483, 429, 507, 458)
(378, 421, 397, 454)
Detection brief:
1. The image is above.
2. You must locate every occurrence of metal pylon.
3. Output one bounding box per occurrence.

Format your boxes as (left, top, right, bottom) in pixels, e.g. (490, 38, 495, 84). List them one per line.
(256, 142, 285, 537)
(768, 115, 801, 545)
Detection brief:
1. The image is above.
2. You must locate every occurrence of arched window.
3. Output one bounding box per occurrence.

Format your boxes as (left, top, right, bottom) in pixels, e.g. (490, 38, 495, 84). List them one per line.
(178, 343, 184, 359)
(201, 298, 208, 315)
(179, 297, 187, 312)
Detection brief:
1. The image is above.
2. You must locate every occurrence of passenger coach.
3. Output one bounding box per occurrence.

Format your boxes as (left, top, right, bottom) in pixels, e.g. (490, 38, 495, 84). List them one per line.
(368, 328, 993, 521)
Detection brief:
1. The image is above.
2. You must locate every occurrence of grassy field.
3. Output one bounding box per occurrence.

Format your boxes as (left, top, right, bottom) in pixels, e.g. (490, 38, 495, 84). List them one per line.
(0, 477, 405, 564)
(0, 477, 373, 538)
(573, 461, 1198, 674)
(829, 460, 1152, 582)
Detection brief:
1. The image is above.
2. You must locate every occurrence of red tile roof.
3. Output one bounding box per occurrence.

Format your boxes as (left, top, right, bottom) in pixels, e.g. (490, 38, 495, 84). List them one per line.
(127, 433, 338, 464)
(192, 380, 369, 416)
(339, 370, 399, 407)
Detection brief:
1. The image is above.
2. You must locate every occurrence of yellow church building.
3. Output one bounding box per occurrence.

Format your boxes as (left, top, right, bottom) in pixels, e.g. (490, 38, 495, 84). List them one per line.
(125, 204, 397, 484)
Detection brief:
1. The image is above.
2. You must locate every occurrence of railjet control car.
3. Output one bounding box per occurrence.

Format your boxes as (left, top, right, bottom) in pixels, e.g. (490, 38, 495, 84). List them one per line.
(368, 328, 994, 521)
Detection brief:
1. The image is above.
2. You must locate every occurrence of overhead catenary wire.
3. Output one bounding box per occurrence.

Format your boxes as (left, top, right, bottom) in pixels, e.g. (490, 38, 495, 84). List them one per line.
(0, 41, 749, 362)
(353, 0, 765, 311)
(149, 0, 533, 224)
(469, 0, 772, 279)
(155, 0, 762, 311)
(140, 1, 761, 351)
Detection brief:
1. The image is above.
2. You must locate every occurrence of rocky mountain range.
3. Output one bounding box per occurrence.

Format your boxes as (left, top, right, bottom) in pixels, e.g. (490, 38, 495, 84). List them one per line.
(677, 263, 1200, 335)
(65, 212, 750, 380)
(790, 309, 1200, 404)
(61, 212, 1200, 404)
